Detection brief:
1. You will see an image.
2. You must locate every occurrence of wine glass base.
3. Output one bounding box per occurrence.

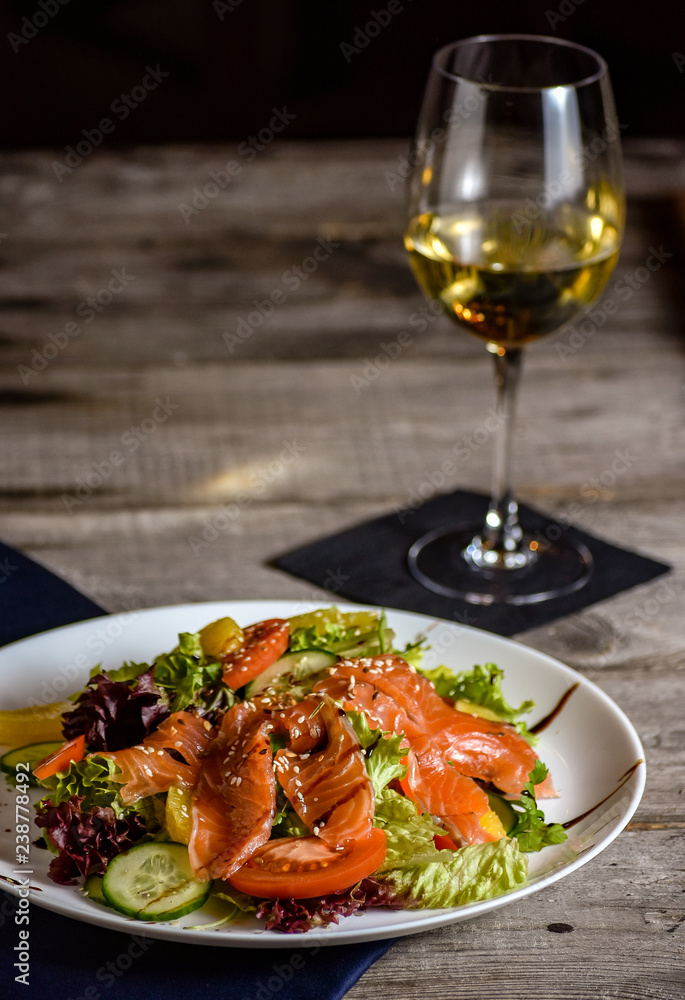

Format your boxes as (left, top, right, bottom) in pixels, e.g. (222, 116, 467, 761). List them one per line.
(408, 524, 593, 605)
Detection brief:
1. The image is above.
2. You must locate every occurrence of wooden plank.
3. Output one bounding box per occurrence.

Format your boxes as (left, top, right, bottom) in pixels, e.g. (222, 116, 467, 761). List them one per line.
(0, 139, 683, 998)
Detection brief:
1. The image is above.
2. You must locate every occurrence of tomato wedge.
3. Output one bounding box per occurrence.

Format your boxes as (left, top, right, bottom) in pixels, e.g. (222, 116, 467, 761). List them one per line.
(433, 833, 459, 851)
(33, 734, 86, 781)
(227, 829, 387, 899)
(221, 619, 289, 689)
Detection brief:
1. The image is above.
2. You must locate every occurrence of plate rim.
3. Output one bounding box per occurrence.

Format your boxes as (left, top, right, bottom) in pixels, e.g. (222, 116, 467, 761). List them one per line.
(0, 599, 646, 948)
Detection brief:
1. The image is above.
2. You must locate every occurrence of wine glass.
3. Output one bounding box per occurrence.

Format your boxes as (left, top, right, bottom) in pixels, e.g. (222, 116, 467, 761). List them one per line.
(404, 34, 625, 605)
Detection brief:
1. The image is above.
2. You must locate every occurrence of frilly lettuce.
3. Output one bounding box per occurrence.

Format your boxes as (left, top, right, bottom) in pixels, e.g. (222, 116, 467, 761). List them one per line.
(37, 754, 164, 829)
(380, 838, 528, 909)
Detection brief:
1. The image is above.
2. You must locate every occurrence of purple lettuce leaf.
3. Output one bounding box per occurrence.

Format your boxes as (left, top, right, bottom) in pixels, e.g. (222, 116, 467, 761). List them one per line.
(34, 794, 148, 886)
(62, 669, 169, 751)
(254, 878, 404, 933)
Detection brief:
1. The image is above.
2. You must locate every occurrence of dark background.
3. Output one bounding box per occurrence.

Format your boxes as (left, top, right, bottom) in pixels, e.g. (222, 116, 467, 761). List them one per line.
(0, 0, 683, 147)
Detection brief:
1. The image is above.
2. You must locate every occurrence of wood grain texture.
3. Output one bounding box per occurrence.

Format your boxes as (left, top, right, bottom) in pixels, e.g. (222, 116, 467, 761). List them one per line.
(0, 138, 683, 999)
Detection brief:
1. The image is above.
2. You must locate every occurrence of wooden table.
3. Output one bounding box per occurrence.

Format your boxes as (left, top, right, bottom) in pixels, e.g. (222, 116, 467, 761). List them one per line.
(0, 139, 683, 998)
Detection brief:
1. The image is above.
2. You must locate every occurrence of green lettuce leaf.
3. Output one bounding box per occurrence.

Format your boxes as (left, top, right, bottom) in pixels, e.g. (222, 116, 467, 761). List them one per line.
(344, 710, 407, 795)
(508, 761, 568, 852)
(151, 631, 224, 712)
(373, 788, 446, 871)
(213, 887, 258, 914)
(37, 755, 125, 814)
(104, 660, 150, 684)
(419, 662, 536, 740)
(37, 754, 163, 830)
(289, 618, 394, 659)
(380, 838, 528, 909)
(289, 622, 346, 653)
(397, 639, 426, 669)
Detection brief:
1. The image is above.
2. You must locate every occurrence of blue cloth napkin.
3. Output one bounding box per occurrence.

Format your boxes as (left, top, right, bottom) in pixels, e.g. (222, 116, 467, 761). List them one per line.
(0, 541, 394, 1000)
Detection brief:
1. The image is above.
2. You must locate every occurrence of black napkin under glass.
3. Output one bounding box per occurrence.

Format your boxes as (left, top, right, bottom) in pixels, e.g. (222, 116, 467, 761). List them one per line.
(275, 490, 670, 634)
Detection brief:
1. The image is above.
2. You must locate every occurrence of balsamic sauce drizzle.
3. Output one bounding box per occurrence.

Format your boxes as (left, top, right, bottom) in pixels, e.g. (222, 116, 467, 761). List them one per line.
(530, 682, 579, 735)
(562, 759, 644, 829)
(528, 683, 643, 830)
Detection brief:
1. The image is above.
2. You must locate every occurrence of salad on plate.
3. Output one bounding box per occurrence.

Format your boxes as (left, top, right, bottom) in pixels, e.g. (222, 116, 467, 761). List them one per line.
(0, 606, 568, 933)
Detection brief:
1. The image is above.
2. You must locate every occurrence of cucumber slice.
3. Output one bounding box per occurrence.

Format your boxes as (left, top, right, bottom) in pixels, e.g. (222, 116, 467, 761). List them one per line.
(1, 741, 62, 786)
(245, 649, 337, 698)
(102, 842, 210, 922)
(83, 873, 108, 906)
(487, 792, 518, 834)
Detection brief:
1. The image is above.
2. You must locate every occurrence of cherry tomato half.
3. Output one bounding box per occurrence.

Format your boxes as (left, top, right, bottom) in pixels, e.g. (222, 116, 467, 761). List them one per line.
(33, 734, 86, 781)
(227, 829, 387, 899)
(221, 619, 289, 689)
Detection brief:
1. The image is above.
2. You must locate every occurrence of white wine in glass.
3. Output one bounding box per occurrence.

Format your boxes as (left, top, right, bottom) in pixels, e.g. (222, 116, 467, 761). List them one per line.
(405, 35, 625, 604)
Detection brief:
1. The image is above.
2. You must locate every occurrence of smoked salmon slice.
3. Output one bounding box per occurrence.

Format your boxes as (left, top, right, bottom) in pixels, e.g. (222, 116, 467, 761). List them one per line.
(253, 695, 327, 754)
(188, 701, 276, 881)
(313, 670, 420, 741)
(221, 619, 289, 689)
(274, 698, 374, 847)
(427, 713, 538, 796)
(313, 653, 543, 844)
(402, 744, 498, 846)
(100, 711, 214, 805)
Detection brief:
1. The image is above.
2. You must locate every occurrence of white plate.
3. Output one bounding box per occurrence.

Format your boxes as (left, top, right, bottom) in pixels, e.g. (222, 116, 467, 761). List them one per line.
(0, 600, 645, 948)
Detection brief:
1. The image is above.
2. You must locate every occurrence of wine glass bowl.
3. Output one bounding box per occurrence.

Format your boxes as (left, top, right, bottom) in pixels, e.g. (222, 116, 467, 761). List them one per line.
(404, 35, 625, 604)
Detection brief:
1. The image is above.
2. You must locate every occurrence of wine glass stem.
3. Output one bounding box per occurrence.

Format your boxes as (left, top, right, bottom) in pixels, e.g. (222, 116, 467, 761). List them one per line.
(482, 346, 524, 554)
